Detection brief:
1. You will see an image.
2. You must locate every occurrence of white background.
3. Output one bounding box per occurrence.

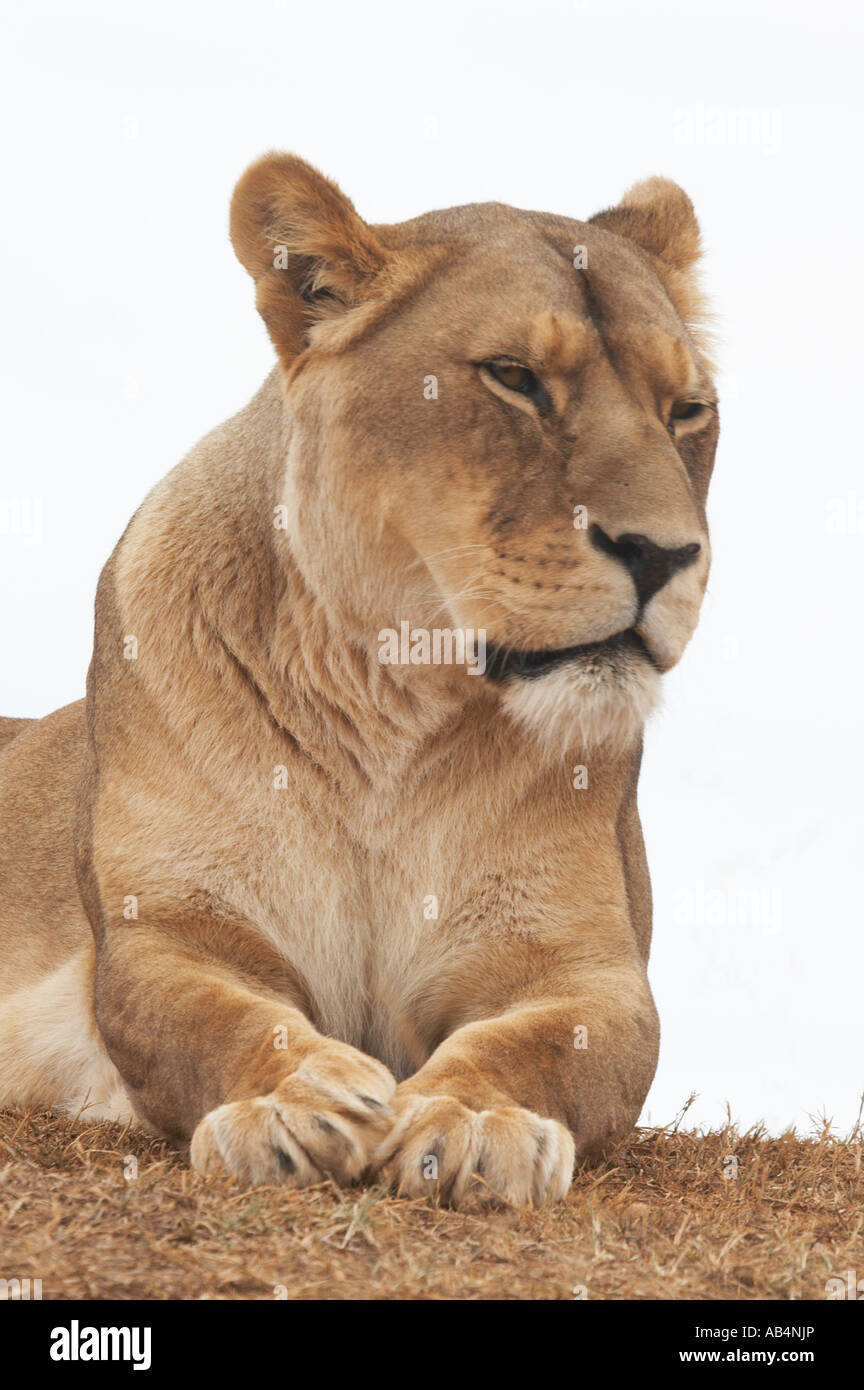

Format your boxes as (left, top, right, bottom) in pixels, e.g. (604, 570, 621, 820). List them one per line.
(1, 0, 861, 1136)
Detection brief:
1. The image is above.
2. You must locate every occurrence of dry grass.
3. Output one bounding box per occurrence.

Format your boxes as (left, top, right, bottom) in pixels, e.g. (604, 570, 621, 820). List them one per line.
(1, 1104, 861, 1301)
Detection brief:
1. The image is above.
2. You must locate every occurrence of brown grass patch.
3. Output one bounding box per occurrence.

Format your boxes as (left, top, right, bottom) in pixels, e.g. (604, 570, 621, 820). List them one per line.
(1, 1106, 861, 1300)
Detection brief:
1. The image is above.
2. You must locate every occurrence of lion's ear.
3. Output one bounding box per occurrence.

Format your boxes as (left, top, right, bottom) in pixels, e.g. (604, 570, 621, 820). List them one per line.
(589, 177, 701, 272)
(589, 177, 706, 335)
(230, 152, 392, 364)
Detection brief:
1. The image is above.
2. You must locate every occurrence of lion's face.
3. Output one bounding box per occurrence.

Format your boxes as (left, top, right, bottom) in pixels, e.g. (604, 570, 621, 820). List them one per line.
(232, 158, 718, 750)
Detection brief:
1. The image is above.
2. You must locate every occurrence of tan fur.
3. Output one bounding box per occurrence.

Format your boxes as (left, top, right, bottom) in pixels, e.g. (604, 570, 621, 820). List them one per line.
(0, 156, 718, 1205)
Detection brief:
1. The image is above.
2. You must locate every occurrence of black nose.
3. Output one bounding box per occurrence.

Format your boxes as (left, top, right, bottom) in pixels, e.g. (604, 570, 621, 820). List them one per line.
(590, 525, 701, 606)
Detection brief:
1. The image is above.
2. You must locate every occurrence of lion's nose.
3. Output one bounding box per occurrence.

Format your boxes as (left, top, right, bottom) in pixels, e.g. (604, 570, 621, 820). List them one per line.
(590, 525, 701, 606)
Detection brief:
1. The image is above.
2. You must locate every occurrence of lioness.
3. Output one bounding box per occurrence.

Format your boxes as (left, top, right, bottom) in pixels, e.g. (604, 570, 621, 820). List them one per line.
(0, 155, 717, 1205)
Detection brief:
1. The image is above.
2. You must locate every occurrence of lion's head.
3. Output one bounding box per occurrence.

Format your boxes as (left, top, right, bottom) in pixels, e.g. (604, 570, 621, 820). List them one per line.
(231, 155, 718, 752)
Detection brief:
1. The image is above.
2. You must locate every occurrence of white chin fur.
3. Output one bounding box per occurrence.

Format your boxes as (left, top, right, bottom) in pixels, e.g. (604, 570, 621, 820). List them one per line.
(499, 658, 661, 755)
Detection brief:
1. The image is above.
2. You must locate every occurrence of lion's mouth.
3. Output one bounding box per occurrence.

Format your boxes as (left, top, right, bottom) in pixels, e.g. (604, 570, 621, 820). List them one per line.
(484, 628, 655, 681)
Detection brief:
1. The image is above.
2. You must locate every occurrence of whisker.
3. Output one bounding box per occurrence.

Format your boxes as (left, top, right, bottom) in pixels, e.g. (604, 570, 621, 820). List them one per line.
(403, 543, 490, 575)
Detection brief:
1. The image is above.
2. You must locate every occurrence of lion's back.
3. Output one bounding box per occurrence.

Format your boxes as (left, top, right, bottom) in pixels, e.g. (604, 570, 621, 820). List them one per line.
(0, 700, 93, 988)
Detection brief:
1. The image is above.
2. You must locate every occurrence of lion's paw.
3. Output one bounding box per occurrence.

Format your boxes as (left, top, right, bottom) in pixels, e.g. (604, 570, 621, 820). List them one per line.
(190, 1042, 396, 1187)
(371, 1093, 575, 1207)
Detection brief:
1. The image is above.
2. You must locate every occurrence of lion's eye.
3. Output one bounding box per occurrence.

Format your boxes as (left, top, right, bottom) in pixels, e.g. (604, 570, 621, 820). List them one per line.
(482, 360, 552, 415)
(668, 399, 713, 433)
(489, 362, 535, 392)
